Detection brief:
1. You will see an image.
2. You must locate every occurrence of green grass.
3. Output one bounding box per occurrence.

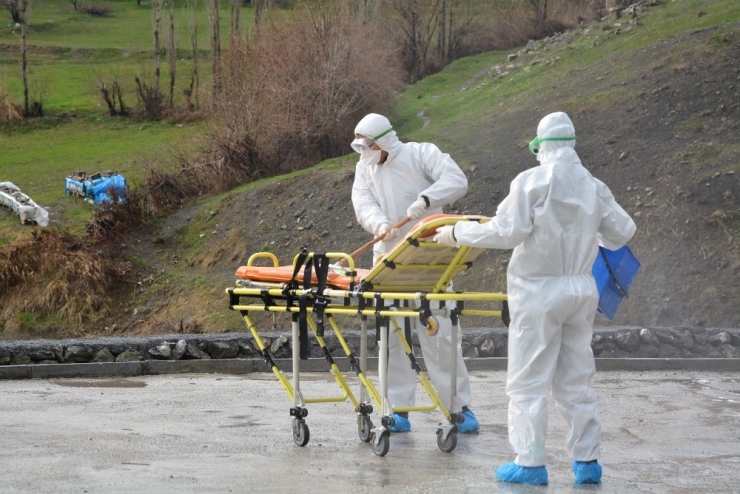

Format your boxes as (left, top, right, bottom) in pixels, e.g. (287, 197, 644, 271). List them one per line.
(391, 0, 740, 149)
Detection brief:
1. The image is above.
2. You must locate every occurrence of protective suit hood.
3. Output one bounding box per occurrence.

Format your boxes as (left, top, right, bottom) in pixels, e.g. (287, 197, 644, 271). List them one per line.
(354, 113, 403, 156)
(536, 111, 576, 162)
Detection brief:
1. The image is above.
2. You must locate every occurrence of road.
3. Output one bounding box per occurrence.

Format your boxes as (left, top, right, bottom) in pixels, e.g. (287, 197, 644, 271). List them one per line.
(1, 369, 739, 493)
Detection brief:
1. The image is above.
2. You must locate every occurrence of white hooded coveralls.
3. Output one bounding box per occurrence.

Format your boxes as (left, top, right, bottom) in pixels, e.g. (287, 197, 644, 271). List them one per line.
(453, 112, 636, 466)
(351, 113, 472, 409)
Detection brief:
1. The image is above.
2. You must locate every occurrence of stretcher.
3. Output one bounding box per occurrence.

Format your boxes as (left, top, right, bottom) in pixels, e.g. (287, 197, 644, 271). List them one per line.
(226, 214, 509, 456)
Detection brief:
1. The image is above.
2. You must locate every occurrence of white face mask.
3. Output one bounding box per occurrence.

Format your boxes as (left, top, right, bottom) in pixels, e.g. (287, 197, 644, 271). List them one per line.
(358, 148, 382, 166)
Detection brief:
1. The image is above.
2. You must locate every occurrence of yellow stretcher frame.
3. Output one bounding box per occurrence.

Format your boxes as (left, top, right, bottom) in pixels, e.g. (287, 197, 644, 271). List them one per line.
(226, 215, 509, 456)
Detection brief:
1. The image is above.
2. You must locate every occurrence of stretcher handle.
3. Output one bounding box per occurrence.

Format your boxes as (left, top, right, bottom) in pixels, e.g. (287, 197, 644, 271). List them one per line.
(337, 217, 412, 266)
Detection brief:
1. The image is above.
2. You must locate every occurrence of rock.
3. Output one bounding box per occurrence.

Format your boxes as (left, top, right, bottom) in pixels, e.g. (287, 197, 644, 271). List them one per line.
(115, 350, 144, 362)
(639, 328, 660, 346)
(10, 353, 32, 365)
(92, 348, 116, 363)
(149, 343, 172, 360)
(671, 328, 694, 350)
(708, 332, 732, 346)
(655, 330, 676, 346)
(0, 351, 10, 365)
(270, 336, 290, 357)
(615, 330, 640, 352)
(464, 345, 479, 358)
(238, 340, 256, 356)
(638, 345, 660, 358)
(207, 341, 239, 359)
(64, 345, 94, 363)
(183, 343, 211, 360)
(721, 345, 740, 358)
(507, 53, 517, 62)
(171, 340, 187, 360)
(53, 344, 65, 362)
(478, 338, 496, 357)
(29, 350, 55, 362)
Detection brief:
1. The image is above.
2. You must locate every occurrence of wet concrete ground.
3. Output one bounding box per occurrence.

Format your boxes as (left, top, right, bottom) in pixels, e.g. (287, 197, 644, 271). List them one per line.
(1, 369, 739, 493)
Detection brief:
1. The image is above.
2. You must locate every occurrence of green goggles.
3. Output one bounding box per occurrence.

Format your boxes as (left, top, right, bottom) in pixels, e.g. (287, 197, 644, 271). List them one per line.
(528, 136, 576, 155)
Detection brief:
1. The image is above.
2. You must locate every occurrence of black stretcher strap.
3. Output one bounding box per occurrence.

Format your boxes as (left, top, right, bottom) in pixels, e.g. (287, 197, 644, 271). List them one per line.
(599, 246, 629, 298)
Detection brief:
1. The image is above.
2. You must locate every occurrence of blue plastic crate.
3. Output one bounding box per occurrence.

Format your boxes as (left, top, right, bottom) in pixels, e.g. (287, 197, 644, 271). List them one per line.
(592, 245, 641, 320)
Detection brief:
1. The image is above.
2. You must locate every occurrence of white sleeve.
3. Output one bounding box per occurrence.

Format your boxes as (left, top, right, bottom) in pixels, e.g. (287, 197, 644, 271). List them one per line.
(351, 163, 389, 235)
(595, 179, 637, 250)
(453, 172, 536, 249)
(416, 143, 468, 208)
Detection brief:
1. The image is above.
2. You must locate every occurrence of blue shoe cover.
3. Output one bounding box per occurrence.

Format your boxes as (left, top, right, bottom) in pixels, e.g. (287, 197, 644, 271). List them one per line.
(457, 409, 480, 433)
(495, 462, 548, 485)
(389, 414, 411, 433)
(573, 461, 602, 484)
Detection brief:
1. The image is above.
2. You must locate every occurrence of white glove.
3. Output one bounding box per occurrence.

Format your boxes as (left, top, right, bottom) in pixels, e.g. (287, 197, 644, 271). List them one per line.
(406, 198, 427, 220)
(377, 223, 400, 242)
(432, 225, 459, 247)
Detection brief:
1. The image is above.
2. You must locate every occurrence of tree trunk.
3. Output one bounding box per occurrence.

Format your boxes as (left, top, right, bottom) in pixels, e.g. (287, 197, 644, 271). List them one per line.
(167, 0, 176, 109)
(153, 0, 162, 90)
(20, 0, 28, 117)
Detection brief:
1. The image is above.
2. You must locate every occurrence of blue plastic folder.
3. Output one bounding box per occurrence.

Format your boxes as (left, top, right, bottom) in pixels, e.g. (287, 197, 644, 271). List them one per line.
(592, 245, 641, 320)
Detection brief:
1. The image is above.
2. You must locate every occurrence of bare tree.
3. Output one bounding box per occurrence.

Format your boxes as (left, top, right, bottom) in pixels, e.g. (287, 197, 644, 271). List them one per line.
(253, 0, 269, 26)
(185, 0, 200, 109)
(165, 0, 177, 109)
(529, 0, 548, 21)
(207, 0, 221, 92)
(152, 0, 162, 89)
(229, 0, 240, 37)
(70, 0, 81, 12)
(19, 0, 29, 116)
(0, 0, 22, 23)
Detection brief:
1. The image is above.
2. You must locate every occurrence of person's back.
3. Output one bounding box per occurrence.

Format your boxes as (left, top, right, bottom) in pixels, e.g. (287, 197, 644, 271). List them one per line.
(434, 111, 636, 486)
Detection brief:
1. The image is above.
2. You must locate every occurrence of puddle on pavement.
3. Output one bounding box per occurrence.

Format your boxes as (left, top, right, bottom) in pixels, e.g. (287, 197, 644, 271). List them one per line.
(54, 379, 147, 388)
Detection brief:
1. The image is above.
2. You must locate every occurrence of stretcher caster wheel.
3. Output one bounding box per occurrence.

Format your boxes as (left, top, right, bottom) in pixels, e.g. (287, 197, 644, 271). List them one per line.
(437, 429, 457, 453)
(371, 430, 390, 457)
(293, 420, 310, 447)
(358, 415, 373, 443)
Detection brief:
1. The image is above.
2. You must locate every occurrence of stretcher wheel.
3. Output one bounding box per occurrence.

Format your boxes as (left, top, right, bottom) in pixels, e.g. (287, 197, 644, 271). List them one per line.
(371, 430, 390, 456)
(436, 429, 457, 453)
(293, 421, 310, 447)
(358, 415, 373, 443)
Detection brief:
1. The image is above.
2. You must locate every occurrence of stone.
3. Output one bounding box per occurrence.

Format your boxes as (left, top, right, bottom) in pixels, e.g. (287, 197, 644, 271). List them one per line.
(638, 345, 660, 358)
(671, 328, 694, 350)
(115, 350, 144, 362)
(183, 343, 211, 360)
(92, 348, 116, 363)
(149, 343, 172, 360)
(53, 344, 65, 362)
(708, 332, 732, 346)
(29, 350, 55, 362)
(655, 330, 676, 346)
(464, 346, 479, 358)
(0, 351, 10, 365)
(171, 340, 187, 360)
(10, 353, 32, 365)
(207, 341, 239, 359)
(639, 328, 660, 347)
(615, 330, 640, 352)
(64, 345, 94, 363)
(269, 336, 288, 356)
(721, 345, 740, 358)
(478, 338, 496, 357)
(238, 340, 256, 356)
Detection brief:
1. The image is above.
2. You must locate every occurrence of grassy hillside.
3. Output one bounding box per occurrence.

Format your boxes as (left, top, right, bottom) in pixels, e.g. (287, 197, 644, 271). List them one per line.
(0, 0, 251, 235)
(1, 0, 739, 337)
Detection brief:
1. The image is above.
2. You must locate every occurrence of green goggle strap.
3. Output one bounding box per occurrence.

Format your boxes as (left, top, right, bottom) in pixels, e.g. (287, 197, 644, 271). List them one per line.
(529, 136, 576, 154)
(371, 127, 393, 142)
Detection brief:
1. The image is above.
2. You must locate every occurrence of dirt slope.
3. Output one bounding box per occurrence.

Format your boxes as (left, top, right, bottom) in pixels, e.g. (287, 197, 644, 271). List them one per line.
(121, 21, 740, 335)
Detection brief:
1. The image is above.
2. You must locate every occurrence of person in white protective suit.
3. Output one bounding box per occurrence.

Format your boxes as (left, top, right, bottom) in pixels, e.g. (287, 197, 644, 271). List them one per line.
(350, 113, 479, 434)
(433, 112, 636, 485)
